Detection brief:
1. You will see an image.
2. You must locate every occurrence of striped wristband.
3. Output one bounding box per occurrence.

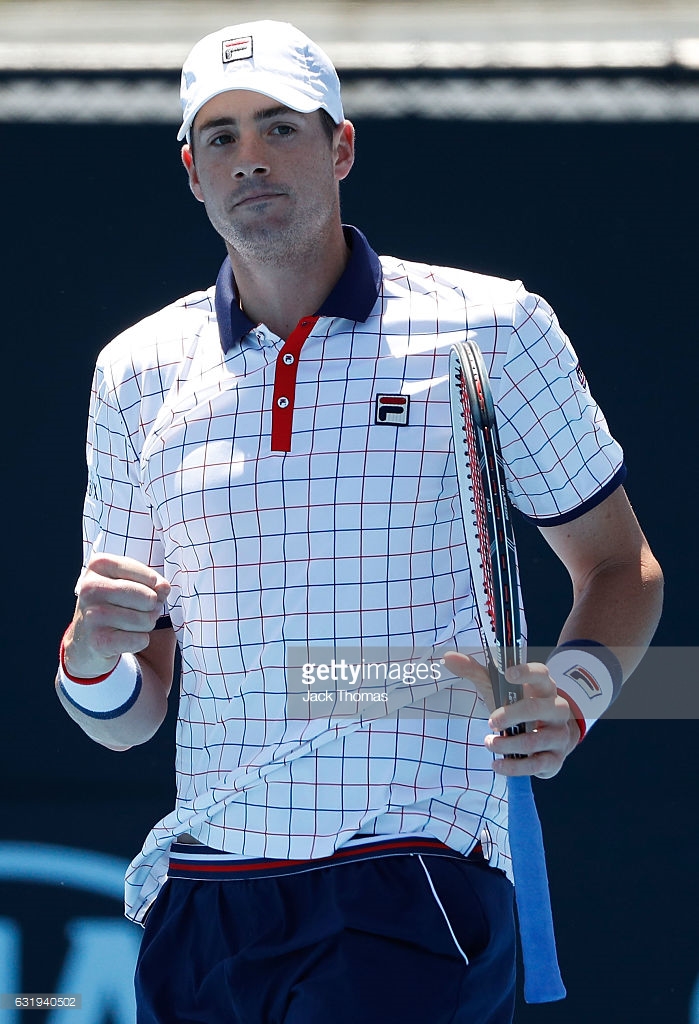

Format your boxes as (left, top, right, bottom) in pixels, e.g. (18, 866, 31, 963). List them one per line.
(58, 638, 142, 719)
(546, 641, 623, 741)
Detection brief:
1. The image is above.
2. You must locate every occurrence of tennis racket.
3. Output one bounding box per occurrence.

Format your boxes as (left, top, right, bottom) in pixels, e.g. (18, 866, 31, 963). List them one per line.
(450, 341, 567, 1001)
(449, 339, 526, 749)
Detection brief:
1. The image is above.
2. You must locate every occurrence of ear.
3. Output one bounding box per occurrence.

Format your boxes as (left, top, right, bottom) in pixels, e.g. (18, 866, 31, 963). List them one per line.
(181, 144, 205, 203)
(333, 120, 355, 182)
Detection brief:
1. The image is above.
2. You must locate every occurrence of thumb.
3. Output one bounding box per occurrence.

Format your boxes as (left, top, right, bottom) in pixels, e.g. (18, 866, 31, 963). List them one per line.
(441, 651, 497, 714)
(153, 576, 171, 603)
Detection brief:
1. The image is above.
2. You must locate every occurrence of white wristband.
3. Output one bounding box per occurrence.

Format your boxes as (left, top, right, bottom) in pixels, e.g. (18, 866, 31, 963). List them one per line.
(546, 641, 623, 741)
(57, 647, 142, 719)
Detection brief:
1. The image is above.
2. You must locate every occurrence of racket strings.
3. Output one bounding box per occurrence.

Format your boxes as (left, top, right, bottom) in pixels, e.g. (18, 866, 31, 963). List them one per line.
(481, 427, 518, 656)
(454, 367, 498, 632)
(456, 359, 519, 674)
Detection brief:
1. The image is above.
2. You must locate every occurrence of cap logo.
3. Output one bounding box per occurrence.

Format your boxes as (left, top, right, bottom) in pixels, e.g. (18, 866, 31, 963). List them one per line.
(222, 36, 253, 64)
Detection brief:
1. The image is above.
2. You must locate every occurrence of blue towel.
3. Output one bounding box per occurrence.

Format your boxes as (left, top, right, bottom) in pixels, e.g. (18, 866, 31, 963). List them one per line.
(507, 775, 567, 1003)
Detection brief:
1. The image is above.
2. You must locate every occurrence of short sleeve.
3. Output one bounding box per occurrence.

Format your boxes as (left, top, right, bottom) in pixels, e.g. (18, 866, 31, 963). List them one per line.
(496, 285, 625, 524)
(82, 361, 165, 573)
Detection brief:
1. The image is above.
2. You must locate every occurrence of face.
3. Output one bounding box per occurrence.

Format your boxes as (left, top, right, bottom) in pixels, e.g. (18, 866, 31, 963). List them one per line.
(181, 90, 354, 264)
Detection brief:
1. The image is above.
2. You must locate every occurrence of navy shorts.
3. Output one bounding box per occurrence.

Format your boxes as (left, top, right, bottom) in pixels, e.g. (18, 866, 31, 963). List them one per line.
(135, 838, 516, 1024)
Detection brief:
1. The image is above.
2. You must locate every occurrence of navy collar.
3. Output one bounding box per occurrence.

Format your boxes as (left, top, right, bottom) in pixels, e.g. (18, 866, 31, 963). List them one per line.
(214, 225, 383, 353)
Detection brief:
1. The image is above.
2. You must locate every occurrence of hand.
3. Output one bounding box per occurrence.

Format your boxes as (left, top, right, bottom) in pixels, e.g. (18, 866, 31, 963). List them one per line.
(63, 553, 171, 678)
(442, 652, 580, 779)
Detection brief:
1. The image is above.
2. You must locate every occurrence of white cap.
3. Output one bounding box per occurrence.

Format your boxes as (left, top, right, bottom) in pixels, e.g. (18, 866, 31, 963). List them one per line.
(178, 20, 344, 142)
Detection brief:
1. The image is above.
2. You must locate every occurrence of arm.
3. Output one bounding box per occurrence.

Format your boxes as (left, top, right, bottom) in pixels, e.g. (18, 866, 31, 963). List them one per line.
(56, 553, 177, 751)
(444, 486, 663, 777)
(539, 485, 663, 674)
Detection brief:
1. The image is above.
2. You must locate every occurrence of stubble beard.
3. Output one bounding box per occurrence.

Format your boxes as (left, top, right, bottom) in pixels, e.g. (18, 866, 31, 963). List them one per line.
(225, 221, 312, 266)
(209, 193, 338, 269)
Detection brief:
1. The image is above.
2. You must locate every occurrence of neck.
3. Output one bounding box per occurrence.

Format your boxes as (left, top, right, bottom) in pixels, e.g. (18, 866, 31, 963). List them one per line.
(226, 221, 350, 340)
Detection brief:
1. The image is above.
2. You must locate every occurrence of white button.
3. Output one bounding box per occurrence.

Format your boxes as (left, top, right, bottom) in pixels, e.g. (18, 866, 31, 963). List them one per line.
(255, 331, 264, 342)
(277, 396, 290, 409)
(282, 353, 295, 365)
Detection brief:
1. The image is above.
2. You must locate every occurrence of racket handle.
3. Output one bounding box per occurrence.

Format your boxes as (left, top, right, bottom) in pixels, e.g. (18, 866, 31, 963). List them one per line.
(489, 663, 527, 758)
(508, 775, 566, 1002)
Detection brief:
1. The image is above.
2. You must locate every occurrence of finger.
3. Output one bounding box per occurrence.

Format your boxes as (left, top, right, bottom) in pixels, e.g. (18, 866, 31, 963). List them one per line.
(441, 651, 491, 685)
(490, 696, 571, 735)
(486, 720, 570, 758)
(65, 613, 153, 676)
(488, 663, 565, 733)
(81, 601, 165, 635)
(441, 651, 495, 713)
(78, 577, 164, 617)
(506, 662, 556, 698)
(79, 561, 170, 612)
(491, 749, 565, 780)
(85, 553, 170, 595)
(80, 625, 154, 660)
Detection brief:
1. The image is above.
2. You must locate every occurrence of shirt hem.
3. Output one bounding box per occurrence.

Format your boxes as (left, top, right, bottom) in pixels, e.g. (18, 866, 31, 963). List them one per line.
(520, 464, 626, 527)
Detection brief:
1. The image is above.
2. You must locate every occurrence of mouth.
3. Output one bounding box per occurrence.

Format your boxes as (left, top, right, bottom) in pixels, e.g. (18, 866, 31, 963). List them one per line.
(232, 190, 286, 209)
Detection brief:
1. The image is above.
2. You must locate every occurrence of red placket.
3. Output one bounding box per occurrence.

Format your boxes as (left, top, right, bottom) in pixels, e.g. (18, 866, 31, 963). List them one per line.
(271, 316, 319, 452)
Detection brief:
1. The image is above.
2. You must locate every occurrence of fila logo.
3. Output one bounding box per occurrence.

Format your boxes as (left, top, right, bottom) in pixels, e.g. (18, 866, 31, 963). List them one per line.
(564, 664, 602, 697)
(375, 394, 410, 426)
(575, 362, 588, 390)
(222, 36, 253, 63)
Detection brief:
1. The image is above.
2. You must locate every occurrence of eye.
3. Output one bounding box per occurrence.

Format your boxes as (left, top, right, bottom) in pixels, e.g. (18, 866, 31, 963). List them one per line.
(270, 124, 296, 138)
(210, 132, 235, 147)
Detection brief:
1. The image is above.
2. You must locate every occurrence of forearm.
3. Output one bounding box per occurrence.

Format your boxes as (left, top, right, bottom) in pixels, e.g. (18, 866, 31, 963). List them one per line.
(540, 488, 664, 681)
(56, 648, 171, 751)
(557, 544, 664, 680)
(56, 553, 175, 750)
(454, 491, 664, 774)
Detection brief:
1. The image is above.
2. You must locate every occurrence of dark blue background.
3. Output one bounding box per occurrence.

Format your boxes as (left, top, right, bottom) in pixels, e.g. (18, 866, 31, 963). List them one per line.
(3, 114, 697, 1020)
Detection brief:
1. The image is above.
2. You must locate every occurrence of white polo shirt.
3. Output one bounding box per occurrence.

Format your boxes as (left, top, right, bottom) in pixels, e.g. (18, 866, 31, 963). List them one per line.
(81, 227, 625, 922)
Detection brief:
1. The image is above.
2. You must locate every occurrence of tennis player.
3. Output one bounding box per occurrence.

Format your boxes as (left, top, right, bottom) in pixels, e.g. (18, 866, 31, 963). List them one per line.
(56, 20, 663, 1024)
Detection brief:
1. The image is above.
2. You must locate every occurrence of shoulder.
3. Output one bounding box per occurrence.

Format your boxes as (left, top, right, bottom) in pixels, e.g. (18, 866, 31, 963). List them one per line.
(96, 287, 217, 388)
(90, 287, 221, 443)
(375, 255, 535, 358)
(379, 254, 524, 306)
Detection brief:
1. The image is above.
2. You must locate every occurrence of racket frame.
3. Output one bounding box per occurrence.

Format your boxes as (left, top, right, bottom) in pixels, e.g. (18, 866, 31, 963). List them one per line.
(449, 340, 526, 741)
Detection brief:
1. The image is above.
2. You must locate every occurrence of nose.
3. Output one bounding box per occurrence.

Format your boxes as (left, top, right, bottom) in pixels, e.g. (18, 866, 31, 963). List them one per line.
(232, 136, 270, 179)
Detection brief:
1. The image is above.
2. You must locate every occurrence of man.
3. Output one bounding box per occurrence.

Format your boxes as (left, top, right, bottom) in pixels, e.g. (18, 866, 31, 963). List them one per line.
(56, 19, 663, 1024)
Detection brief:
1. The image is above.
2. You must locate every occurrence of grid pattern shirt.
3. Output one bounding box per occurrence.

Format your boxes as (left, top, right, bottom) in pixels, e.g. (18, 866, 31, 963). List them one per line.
(81, 228, 625, 922)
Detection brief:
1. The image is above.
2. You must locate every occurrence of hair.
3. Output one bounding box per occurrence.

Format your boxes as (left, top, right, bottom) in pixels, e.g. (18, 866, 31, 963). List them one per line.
(318, 108, 338, 144)
(188, 107, 339, 163)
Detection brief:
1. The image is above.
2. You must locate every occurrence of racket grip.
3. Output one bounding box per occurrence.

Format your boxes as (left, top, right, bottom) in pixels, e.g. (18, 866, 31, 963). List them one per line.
(489, 664, 527, 758)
